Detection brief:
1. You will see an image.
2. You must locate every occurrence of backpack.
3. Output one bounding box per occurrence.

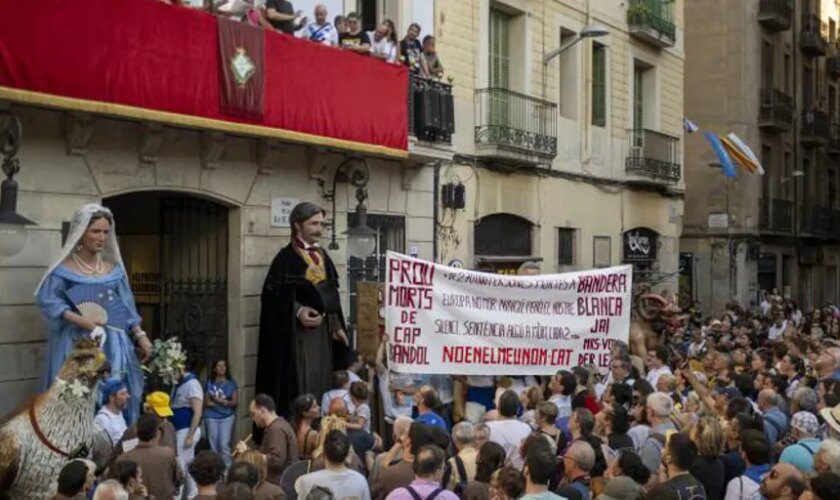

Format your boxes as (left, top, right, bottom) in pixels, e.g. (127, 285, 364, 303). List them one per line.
(404, 486, 445, 500)
(440, 456, 469, 496)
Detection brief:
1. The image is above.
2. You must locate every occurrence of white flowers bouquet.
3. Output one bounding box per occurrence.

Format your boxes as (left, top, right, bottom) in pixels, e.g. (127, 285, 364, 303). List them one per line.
(144, 337, 187, 386)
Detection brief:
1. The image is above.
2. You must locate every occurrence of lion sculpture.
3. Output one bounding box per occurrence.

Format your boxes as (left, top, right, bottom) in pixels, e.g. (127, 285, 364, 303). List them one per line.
(0, 338, 111, 498)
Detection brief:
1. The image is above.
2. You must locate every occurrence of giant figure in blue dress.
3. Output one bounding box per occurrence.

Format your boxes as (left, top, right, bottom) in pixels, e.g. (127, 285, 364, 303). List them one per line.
(35, 203, 151, 425)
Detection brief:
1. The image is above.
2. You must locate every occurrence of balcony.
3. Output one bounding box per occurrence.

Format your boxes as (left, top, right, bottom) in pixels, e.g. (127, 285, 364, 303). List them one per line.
(759, 198, 794, 233)
(627, 0, 676, 48)
(801, 14, 827, 56)
(801, 109, 830, 146)
(474, 88, 558, 163)
(758, 0, 792, 32)
(625, 128, 681, 183)
(0, 0, 412, 160)
(408, 74, 454, 145)
(758, 88, 794, 132)
(800, 204, 834, 237)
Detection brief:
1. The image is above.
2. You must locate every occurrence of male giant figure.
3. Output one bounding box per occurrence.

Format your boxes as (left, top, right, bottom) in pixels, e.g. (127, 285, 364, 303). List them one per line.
(255, 202, 350, 416)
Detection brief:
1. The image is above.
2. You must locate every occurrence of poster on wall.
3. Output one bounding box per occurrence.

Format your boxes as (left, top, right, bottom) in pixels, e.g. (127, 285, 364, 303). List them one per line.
(385, 252, 631, 375)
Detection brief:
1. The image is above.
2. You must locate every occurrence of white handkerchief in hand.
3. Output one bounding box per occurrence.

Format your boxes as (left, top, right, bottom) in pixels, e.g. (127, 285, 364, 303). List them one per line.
(90, 326, 107, 349)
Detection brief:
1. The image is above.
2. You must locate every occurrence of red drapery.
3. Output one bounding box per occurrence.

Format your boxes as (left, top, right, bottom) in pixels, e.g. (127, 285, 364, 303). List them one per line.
(0, 0, 408, 154)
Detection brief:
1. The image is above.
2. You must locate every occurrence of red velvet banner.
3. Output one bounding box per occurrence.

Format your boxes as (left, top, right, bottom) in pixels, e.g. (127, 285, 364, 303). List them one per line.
(218, 17, 265, 120)
(0, 0, 408, 153)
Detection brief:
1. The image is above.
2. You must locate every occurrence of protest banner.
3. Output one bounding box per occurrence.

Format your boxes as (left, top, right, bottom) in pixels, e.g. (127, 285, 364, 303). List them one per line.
(385, 252, 631, 375)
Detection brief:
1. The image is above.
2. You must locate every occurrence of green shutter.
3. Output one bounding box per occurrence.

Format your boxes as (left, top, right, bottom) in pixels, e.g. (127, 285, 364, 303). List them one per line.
(633, 65, 644, 131)
(592, 43, 606, 127)
(489, 9, 511, 127)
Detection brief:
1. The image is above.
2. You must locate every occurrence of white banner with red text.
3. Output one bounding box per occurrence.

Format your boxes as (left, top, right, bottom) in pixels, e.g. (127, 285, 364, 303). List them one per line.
(385, 252, 631, 375)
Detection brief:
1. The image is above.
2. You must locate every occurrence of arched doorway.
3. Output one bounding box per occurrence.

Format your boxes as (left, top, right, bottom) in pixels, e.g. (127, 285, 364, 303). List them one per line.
(473, 213, 537, 274)
(104, 192, 229, 376)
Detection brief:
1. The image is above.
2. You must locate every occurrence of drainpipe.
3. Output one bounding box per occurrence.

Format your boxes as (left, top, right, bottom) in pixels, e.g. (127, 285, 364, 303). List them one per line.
(433, 161, 440, 262)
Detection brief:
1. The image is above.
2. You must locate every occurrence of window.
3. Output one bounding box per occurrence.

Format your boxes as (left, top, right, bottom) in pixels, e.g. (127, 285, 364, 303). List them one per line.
(346, 213, 405, 331)
(474, 213, 532, 256)
(592, 42, 606, 127)
(784, 53, 791, 93)
(558, 28, 578, 119)
(489, 9, 511, 89)
(762, 145, 772, 199)
(804, 65, 814, 108)
(410, 0, 436, 39)
(633, 64, 644, 130)
(830, 168, 838, 208)
(557, 228, 576, 266)
(783, 151, 793, 199)
(761, 41, 773, 90)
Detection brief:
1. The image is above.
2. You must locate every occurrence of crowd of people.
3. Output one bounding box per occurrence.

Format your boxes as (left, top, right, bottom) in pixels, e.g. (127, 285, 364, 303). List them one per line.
(157, 0, 444, 79)
(58, 282, 840, 500)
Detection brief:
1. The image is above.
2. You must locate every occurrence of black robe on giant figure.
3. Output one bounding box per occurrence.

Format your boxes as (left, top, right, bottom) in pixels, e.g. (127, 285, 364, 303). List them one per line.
(255, 204, 350, 417)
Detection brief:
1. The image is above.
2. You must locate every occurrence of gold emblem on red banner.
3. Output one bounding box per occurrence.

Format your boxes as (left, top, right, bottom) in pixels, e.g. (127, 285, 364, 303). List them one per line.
(230, 47, 256, 88)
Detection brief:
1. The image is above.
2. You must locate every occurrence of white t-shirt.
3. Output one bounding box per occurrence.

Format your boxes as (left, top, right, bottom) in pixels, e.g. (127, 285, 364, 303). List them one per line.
(486, 419, 532, 469)
(172, 377, 203, 409)
(321, 389, 355, 416)
(368, 33, 397, 63)
(296, 468, 371, 500)
(353, 403, 372, 433)
(724, 474, 761, 500)
(768, 320, 788, 341)
(549, 394, 572, 419)
(645, 365, 673, 388)
(94, 406, 128, 446)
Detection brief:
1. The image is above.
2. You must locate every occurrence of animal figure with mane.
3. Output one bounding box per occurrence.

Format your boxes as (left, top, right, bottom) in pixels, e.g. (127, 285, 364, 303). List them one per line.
(0, 338, 111, 498)
(630, 292, 687, 358)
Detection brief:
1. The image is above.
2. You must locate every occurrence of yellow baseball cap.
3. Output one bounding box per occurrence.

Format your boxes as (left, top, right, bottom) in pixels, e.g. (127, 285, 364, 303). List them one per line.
(145, 391, 174, 417)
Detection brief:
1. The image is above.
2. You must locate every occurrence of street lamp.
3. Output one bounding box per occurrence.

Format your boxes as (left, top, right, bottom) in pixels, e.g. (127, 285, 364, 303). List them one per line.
(327, 157, 377, 260)
(543, 23, 610, 65)
(0, 111, 35, 257)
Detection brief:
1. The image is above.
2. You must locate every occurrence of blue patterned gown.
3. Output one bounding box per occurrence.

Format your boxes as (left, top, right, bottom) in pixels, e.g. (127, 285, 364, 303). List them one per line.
(37, 265, 144, 425)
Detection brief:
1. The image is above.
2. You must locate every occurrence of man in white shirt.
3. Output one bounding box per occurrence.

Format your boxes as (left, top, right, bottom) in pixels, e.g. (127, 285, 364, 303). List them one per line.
(95, 378, 130, 446)
(644, 345, 673, 388)
(486, 390, 532, 469)
(296, 429, 370, 500)
(302, 4, 338, 46)
(368, 22, 397, 63)
(321, 370, 354, 416)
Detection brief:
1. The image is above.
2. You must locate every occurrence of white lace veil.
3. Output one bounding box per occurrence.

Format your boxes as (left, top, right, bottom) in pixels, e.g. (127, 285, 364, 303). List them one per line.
(34, 203, 126, 296)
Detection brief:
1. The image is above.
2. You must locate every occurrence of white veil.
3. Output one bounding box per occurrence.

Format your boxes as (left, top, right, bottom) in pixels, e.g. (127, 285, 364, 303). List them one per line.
(34, 203, 126, 296)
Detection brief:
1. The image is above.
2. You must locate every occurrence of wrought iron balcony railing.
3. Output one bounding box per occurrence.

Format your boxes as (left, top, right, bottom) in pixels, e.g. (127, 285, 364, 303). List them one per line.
(758, 0, 792, 32)
(758, 88, 794, 132)
(800, 204, 834, 237)
(625, 128, 681, 182)
(759, 198, 794, 232)
(801, 109, 830, 146)
(408, 74, 454, 145)
(627, 0, 676, 48)
(801, 14, 827, 56)
(474, 88, 558, 159)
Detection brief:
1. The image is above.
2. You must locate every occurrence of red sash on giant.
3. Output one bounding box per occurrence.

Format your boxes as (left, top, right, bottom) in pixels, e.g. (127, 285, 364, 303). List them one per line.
(218, 17, 265, 120)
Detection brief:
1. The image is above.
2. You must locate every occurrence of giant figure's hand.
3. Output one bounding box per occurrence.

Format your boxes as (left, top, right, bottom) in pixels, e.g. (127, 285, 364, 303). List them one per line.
(297, 306, 323, 329)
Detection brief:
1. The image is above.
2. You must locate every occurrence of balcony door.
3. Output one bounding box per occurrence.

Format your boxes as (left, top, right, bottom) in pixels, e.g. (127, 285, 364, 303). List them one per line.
(489, 8, 511, 127)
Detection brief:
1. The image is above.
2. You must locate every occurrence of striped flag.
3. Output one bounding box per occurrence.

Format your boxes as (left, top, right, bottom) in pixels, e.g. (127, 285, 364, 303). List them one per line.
(726, 133, 765, 175)
(704, 132, 737, 177)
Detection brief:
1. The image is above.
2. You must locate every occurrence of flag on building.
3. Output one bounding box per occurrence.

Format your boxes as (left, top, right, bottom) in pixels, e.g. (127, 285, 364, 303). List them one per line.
(704, 132, 737, 178)
(726, 133, 765, 175)
(683, 117, 699, 133)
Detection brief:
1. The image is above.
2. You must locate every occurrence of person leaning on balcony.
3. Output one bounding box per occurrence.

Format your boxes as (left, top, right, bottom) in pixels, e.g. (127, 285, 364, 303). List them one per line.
(400, 23, 428, 75)
(339, 12, 372, 54)
(421, 35, 443, 79)
(265, 0, 306, 35)
(302, 4, 338, 46)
